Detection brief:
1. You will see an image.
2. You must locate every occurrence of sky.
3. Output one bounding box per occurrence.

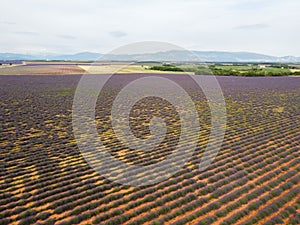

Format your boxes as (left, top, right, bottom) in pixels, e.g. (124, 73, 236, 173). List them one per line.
(0, 0, 299, 56)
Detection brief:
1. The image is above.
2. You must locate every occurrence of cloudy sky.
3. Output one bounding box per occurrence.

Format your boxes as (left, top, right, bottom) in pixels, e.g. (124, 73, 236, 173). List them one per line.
(1, 0, 299, 56)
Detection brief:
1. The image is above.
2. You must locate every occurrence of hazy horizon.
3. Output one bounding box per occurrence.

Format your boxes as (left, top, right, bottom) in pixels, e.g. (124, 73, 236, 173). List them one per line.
(1, 49, 300, 58)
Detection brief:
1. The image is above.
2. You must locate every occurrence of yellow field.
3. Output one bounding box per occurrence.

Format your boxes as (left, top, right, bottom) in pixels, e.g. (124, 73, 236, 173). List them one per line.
(80, 64, 192, 74)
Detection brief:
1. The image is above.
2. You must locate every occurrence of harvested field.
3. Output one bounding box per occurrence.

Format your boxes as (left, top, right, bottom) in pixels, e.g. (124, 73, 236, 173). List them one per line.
(0, 65, 85, 75)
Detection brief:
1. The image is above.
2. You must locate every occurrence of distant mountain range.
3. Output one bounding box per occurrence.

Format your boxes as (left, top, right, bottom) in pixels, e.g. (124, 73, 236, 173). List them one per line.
(0, 52, 102, 61)
(1, 51, 300, 63)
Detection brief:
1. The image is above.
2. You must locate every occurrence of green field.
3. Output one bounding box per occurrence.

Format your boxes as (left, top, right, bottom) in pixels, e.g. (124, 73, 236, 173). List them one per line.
(148, 63, 300, 76)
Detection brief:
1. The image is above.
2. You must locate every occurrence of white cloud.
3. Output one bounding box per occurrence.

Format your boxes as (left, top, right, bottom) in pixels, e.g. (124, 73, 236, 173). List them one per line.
(13, 31, 40, 36)
(57, 35, 77, 40)
(109, 31, 127, 38)
(0, 0, 299, 56)
(234, 24, 270, 30)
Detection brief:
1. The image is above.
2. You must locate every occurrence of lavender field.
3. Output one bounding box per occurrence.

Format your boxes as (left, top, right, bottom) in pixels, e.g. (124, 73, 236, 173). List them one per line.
(0, 74, 299, 225)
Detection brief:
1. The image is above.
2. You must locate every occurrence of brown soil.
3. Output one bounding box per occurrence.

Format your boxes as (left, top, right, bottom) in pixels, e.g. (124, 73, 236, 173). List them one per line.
(0, 65, 86, 75)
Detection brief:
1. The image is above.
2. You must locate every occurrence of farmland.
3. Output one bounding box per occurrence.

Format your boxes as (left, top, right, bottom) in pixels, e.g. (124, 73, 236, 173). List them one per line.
(148, 63, 300, 76)
(0, 73, 299, 225)
(1, 61, 300, 76)
(0, 62, 184, 75)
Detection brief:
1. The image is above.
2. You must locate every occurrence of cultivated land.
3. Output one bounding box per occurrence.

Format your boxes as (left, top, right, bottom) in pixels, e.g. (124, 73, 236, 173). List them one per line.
(0, 61, 300, 76)
(0, 62, 187, 75)
(147, 63, 300, 76)
(0, 72, 299, 225)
